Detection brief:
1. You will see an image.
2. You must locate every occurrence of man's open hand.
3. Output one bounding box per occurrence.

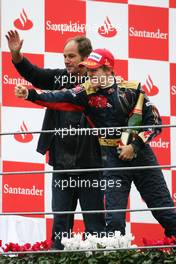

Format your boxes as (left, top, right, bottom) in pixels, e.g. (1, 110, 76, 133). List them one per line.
(6, 30, 23, 53)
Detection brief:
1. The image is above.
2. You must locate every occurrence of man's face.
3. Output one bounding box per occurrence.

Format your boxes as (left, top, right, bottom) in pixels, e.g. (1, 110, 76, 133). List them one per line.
(64, 41, 85, 75)
(87, 67, 110, 88)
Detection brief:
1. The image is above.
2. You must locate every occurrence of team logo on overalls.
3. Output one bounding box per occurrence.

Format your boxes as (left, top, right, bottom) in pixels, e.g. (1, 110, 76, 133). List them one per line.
(88, 95, 108, 108)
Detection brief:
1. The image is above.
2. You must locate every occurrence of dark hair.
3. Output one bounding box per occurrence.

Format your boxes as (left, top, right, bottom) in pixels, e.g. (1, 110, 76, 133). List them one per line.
(64, 36, 92, 58)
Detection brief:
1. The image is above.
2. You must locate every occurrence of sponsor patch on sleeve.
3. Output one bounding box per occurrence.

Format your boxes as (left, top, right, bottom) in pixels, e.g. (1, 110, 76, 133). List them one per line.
(138, 129, 153, 143)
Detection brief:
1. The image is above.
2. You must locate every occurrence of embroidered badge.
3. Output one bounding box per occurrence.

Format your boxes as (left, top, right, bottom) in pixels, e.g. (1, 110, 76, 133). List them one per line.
(88, 95, 108, 108)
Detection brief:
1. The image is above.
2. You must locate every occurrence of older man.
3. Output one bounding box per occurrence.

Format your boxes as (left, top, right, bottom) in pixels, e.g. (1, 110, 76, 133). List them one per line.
(6, 30, 105, 249)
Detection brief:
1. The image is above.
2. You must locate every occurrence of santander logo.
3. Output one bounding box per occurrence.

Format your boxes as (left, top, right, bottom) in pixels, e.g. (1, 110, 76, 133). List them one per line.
(98, 17, 117, 38)
(13, 9, 33, 30)
(14, 121, 33, 143)
(142, 75, 159, 96)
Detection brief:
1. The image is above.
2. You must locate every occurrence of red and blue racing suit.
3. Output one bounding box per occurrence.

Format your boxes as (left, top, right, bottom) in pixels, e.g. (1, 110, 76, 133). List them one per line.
(26, 81, 176, 237)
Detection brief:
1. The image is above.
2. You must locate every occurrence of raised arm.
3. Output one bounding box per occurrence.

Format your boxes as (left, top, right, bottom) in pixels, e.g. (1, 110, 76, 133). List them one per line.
(6, 30, 23, 63)
(6, 30, 60, 89)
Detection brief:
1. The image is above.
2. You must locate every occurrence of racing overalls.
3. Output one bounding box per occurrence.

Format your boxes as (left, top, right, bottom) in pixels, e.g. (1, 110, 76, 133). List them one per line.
(26, 80, 176, 237)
